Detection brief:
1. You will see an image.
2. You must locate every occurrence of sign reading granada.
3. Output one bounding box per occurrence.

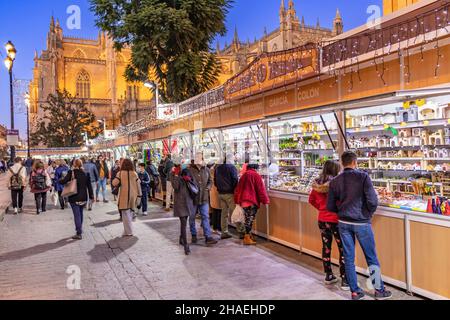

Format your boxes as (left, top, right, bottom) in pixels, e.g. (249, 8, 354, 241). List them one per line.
(224, 43, 319, 101)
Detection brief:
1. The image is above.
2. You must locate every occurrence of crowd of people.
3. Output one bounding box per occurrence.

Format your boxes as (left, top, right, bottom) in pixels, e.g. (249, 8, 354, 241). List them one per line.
(2, 150, 392, 300)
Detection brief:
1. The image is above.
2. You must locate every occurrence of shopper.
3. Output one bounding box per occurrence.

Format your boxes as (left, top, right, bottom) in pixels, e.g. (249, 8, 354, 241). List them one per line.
(46, 160, 57, 184)
(309, 160, 348, 290)
(54, 160, 70, 210)
(59, 159, 94, 240)
(95, 155, 110, 203)
(137, 163, 151, 216)
(30, 160, 52, 215)
(170, 162, 196, 255)
(112, 159, 142, 237)
(111, 160, 121, 201)
(209, 163, 222, 234)
(234, 164, 270, 245)
(327, 151, 392, 300)
(6, 157, 27, 214)
(215, 153, 244, 239)
(164, 154, 174, 211)
(188, 153, 218, 245)
(24, 157, 33, 176)
(145, 159, 159, 202)
(158, 158, 168, 208)
(83, 157, 99, 210)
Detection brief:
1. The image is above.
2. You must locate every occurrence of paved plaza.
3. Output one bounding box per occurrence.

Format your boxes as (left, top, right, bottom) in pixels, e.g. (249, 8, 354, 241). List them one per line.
(0, 182, 420, 300)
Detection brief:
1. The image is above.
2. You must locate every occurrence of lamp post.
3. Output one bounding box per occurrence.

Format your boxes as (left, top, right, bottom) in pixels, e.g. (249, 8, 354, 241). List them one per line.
(144, 81, 159, 109)
(24, 93, 31, 159)
(97, 118, 107, 137)
(4, 41, 17, 162)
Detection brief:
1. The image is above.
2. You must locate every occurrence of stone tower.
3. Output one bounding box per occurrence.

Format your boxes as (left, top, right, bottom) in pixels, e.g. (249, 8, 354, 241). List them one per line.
(333, 9, 343, 36)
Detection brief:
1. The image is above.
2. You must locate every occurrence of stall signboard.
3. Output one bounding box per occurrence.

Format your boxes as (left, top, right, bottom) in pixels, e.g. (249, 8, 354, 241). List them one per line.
(157, 103, 178, 121)
(6, 129, 19, 146)
(225, 44, 319, 101)
(104, 130, 118, 140)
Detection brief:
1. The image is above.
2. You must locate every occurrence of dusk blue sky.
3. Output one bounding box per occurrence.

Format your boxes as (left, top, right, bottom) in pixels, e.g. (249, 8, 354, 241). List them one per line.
(0, 0, 382, 138)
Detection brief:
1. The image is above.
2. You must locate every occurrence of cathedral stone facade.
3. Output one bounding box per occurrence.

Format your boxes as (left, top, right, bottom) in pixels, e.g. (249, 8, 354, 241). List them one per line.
(216, 0, 343, 83)
(29, 17, 153, 132)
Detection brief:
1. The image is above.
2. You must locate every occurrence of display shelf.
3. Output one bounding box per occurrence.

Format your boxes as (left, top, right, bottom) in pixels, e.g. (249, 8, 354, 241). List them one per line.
(359, 157, 450, 161)
(269, 130, 338, 140)
(347, 118, 450, 134)
(274, 158, 302, 161)
(355, 145, 450, 152)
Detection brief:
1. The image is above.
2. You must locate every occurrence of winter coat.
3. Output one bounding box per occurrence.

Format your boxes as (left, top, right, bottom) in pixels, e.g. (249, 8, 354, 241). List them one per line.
(59, 169, 94, 204)
(54, 165, 70, 192)
(158, 161, 167, 191)
(29, 169, 52, 194)
(145, 164, 159, 183)
(234, 168, 270, 209)
(327, 168, 379, 224)
(112, 170, 142, 212)
(164, 159, 174, 178)
(111, 165, 120, 182)
(83, 162, 99, 183)
(188, 164, 212, 205)
(209, 166, 221, 210)
(95, 161, 110, 180)
(215, 164, 239, 194)
(170, 170, 196, 218)
(308, 180, 339, 223)
(6, 163, 27, 189)
(137, 170, 151, 190)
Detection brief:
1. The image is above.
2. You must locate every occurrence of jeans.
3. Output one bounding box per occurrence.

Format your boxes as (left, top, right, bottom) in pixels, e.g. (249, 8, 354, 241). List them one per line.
(70, 203, 84, 235)
(11, 188, 24, 209)
(141, 186, 149, 212)
(96, 178, 107, 201)
(338, 222, 385, 293)
(89, 182, 97, 208)
(57, 190, 66, 209)
(219, 193, 245, 234)
(189, 203, 212, 239)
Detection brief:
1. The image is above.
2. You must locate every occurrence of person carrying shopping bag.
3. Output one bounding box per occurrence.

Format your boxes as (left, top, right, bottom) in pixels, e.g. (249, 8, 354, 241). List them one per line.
(30, 160, 52, 215)
(112, 159, 142, 237)
(54, 160, 70, 210)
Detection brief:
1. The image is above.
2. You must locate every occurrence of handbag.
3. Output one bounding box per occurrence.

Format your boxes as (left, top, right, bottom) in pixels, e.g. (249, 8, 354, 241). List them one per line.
(185, 179, 199, 199)
(61, 171, 77, 198)
(51, 190, 59, 206)
(112, 177, 121, 196)
(231, 205, 245, 224)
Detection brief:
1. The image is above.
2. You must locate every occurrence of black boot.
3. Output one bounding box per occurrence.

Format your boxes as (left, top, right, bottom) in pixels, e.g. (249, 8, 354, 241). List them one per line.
(184, 244, 191, 255)
(191, 235, 198, 244)
(179, 236, 183, 246)
(35, 200, 41, 215)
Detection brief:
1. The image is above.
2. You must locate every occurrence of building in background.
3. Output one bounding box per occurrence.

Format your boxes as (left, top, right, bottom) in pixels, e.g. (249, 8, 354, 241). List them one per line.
(383, 0, 423, 15)
(216, 0, 344, 83)
(0, 124, 7, 159)
(29, 17, 153, 132)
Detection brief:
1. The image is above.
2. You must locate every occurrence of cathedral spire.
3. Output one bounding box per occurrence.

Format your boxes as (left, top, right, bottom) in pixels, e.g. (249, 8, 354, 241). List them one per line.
(50, 16, 55, 30)
(233, 26, 239, 43)
(316, 17, 320, 29)
(333, 8, 344, 35)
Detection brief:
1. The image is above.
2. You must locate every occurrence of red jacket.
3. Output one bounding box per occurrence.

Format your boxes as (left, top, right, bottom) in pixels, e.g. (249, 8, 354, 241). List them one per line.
(308, 181, 339, 223)
(234, 169, 270, 208)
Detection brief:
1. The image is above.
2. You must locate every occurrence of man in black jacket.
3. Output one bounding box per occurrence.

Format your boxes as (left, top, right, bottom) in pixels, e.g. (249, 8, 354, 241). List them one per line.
(163, 155, 174, 211)
(215, 153, 245, 239)
(327, 151, 392, 300)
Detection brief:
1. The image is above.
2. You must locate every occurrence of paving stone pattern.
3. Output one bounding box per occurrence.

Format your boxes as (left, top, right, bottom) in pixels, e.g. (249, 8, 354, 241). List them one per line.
(0, 189, 421, 300)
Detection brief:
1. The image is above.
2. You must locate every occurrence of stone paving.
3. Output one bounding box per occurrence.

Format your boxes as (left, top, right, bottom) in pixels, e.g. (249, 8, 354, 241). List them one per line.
(0, 189, 421, 300)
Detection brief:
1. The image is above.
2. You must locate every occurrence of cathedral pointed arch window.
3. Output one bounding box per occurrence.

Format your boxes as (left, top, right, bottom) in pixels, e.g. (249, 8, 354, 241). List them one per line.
(73, 49, 87, 59)
(76, 70, 91, 99)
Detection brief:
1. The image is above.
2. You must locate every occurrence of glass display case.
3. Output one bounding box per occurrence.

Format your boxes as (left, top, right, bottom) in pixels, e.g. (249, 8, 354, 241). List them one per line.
(143, 139, 166, 165)
(171, 133, 193, 163)
(268, 113, 339, 194)
(193, 129, 222, 165)
(346, 95, 450, 214)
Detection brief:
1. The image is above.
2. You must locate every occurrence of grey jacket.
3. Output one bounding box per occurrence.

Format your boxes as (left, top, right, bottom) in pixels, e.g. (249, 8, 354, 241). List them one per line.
(188, 164, 212, 205)
(83, 162, 99, 183)
(170, 171, 196, 218)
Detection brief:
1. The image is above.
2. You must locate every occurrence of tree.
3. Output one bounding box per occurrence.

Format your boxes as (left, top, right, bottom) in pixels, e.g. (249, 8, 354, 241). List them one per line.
(90, 0, 233, 103)
(31, 90, 101, 148)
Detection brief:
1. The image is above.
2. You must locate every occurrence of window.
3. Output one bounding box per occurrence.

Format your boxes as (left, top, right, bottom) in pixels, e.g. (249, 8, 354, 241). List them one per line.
(76, 70, 90, 99)
(73, 49, 86, 59)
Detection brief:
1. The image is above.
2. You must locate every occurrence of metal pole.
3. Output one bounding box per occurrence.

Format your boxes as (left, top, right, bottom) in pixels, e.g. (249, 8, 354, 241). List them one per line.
(27, 104, 30, 159)
(9, 69, 15, 161)
(320, 115, 336, 151)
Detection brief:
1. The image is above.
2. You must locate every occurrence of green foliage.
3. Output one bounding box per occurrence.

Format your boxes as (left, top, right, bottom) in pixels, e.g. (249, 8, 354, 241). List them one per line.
(31, 90, 101, 148)
(90, 0, 233, 103)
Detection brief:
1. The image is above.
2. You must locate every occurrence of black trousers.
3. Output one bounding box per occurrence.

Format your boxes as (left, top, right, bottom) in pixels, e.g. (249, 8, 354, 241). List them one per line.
(179, 216, 188, 245)
(210, 208, 222, 231)
(11, 188, 24, 209)
(149, 181, 157, 200)
(57, 190, 66, 209)
(34, 192, 47, 212)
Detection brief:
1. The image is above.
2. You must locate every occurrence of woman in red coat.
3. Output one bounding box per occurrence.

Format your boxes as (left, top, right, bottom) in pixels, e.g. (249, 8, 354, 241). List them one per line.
(234, 164, 270, 245)
(308, 160, 348, 290)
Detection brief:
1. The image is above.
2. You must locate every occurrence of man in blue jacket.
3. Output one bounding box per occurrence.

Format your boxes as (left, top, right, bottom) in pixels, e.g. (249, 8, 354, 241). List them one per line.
(327, 151, 392, 300)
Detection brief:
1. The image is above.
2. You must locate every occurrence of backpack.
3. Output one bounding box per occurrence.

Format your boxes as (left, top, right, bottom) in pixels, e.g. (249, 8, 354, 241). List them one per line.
(32, 172, 47, 191)
(9, 167, 24, 190)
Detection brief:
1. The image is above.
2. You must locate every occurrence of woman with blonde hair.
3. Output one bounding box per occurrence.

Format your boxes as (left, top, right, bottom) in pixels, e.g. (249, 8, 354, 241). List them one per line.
(112, 158, 142, 237)
(60, 159, 94, 240)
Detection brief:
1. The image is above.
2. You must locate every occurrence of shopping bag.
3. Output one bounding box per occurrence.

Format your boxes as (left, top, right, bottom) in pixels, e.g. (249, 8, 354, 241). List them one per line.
(62, 171, 77, 198)
(51, 190, 58, 206)
(231, 205, 245, 224)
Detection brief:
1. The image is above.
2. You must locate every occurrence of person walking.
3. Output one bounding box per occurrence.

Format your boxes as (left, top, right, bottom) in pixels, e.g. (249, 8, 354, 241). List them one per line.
(30, 160, 52, 215)
(170, 162, 196, 255)
(145, 159, 159, 202)
(54, 160, 70, 210)
(83, 157, 99, 210)
(111, 160, 121, 201)
(59, 159, 94, 240)
(24, 157, 33, 177)
(309, 160, 348, 290)
(95, 155, 109, 203)
(6, 157, 27, 214)
(327, 151, 392, 300)
(209, 163, 222, 234)
(164, 154, 174, 212)
(215, 153, 245, 239)
(137, 163, 151, 216)
(188, 153, 218, 245)
(112, 159, 142, 237)
(234, 164, 270, 245)
(158, 158, 167, 208)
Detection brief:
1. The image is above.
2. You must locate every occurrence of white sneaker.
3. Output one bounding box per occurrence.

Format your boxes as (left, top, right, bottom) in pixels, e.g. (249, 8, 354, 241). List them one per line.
(14, 208, 18, 215)
(142, 212, 148, 216)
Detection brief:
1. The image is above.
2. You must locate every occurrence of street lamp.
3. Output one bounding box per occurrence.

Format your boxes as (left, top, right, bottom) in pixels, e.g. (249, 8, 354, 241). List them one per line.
(4, 41, 17, 162)
(97, 119, 107, 136)
(24, 93, 31, 159)
(144, 81, 159, 109)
